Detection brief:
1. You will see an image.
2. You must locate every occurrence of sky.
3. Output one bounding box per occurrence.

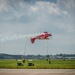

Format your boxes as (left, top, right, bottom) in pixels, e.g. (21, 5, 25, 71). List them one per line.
(0, 0, 75, 55)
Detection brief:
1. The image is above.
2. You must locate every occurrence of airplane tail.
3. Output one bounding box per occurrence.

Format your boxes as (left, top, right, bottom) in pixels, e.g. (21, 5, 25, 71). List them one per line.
(31, 38, 35, 44)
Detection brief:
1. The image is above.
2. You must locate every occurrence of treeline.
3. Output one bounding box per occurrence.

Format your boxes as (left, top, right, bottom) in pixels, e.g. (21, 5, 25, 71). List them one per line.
(0, 53, 75, 59)
(0, 53, 22, 59)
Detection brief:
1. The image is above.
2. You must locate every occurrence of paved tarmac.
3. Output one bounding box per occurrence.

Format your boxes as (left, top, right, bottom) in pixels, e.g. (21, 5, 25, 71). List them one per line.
(0, 69, 75, 75)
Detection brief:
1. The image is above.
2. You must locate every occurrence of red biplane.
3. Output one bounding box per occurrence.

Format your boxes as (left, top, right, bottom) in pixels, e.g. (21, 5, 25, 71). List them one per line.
(31, 32, 52, 43)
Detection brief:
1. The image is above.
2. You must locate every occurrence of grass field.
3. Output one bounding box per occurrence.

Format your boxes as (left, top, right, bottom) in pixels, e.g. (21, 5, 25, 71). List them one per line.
(0, 59, 75, 69)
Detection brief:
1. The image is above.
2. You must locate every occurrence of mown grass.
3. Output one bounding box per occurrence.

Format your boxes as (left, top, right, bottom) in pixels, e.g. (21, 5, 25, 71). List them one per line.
(0, 59, 75, 69)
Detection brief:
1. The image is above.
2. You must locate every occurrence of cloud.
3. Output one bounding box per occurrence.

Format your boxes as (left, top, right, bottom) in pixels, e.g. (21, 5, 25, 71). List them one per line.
(0, 0, 75, 54)
(27, 1, 68, 16)
(57, 0, 75, 10)
(51, 0, 75, 34)
(57, 0, 75, 17)
(0, 0, 68, 21)
(0, 0, 74, 33)
(0, 0, 8, 12)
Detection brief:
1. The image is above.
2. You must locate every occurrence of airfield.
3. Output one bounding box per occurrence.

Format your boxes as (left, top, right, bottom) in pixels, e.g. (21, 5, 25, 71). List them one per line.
(0, 58, 75, 75)
(0, 69, 75, 75)
(0, 59, 75, 69)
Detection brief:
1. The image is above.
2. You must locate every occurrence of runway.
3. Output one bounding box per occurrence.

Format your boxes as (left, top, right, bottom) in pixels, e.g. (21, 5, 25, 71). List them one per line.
(0, 69, 75, 75)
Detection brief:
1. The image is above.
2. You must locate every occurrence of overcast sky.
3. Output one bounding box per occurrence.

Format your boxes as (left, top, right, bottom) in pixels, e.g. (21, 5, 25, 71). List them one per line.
(0, 0, 75, 55)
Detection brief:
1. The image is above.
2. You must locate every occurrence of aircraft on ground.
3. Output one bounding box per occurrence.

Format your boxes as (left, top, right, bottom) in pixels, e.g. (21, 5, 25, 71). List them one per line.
(31, 32, 52, 43)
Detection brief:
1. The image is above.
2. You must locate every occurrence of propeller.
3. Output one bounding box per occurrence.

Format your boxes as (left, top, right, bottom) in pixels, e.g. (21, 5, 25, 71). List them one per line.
(51, 34, 52, 38)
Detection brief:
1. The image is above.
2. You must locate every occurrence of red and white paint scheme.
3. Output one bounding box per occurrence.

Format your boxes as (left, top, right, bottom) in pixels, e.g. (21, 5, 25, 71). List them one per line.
(31, 32, 52, 43)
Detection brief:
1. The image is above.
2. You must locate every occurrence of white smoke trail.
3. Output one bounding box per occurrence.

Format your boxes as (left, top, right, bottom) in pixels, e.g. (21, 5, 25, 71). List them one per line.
(0, 32, 42, 42)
